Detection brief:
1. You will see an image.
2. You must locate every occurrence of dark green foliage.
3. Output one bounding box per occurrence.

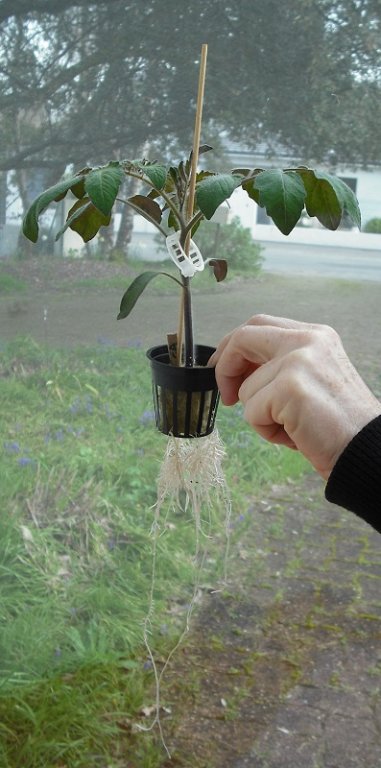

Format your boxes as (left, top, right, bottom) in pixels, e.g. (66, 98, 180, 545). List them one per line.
(250, 170, 307, 236)
(22, 154, 361, 354)
(196, 173, 243, 220)
(363, 217, 381, 234)
(1, 0, 380, 178)
(22, 174, 86, 242)
(117, 270, 181, 320)
(194, 217, 263, 275)
(297, 169, 361, 231)
(84, 164, 124, 216)
(23, 160, 361, 247)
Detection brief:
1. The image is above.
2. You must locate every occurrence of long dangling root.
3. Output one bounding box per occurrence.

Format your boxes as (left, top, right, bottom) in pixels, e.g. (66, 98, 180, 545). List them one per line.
(136, 430, 231, 757)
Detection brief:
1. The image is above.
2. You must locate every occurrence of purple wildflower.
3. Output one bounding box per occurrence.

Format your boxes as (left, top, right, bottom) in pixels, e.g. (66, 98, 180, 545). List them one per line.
(4, 441, 20, 453)
(85, 396, 93, 414)
(127, 339, 142, 349)
(18, 457, 35, 467)
(139, 410, 155, 426)
(97, 336, 116, 346)
(104, 403, 114, 419)
(69, 398, 80, 415)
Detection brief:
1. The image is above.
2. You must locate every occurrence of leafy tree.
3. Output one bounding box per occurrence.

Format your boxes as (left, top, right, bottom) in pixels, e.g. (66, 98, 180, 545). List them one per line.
(292, 0, 381, 164)
(1, 0, 380, 174)
(193, 218, 264, 275)
(1, 0, 380, 256)
(0, 0, 121, 23)
(363, 217, 381, 233)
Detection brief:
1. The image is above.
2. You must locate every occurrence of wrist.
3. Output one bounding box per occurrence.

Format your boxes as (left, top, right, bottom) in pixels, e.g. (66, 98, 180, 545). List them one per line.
(325, 414, 381, 525)
(326, 406, 381, 480)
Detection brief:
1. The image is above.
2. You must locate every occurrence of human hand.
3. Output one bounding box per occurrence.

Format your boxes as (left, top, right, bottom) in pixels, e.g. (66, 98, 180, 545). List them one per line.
(209, 315, 381, 479)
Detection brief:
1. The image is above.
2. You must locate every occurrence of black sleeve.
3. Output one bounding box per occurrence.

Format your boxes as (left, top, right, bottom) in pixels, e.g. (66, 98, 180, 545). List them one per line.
(325, 415, 381, 533)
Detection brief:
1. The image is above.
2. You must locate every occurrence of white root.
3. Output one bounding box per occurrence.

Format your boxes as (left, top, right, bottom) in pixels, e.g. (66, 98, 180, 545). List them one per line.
(137, 430, 231, 756)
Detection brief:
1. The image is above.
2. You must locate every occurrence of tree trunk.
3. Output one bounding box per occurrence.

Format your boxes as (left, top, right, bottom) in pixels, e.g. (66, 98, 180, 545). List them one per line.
(15, 169, 33, 257)
(97, 219, 114, 258)
(109, 175, 140, 261)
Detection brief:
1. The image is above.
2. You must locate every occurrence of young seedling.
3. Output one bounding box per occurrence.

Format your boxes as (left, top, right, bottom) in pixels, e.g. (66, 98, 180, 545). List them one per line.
(20, 49, 362, 756)
(22, 158, 361, 361)
(22, 42, 361, 436)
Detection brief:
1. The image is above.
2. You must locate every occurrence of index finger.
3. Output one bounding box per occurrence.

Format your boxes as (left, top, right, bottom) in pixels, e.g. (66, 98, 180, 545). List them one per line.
(208, 314, 316, 367)
(214, 324, 296, 405)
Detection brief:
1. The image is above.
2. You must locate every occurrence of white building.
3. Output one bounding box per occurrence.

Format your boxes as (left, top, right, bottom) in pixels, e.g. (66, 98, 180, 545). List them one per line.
(219, 141, 381, 251)
(1, 143, 380, 258)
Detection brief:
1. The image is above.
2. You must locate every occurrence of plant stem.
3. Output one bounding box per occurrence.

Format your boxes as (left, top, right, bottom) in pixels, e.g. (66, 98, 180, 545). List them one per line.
(182, 210, 204, 241)
(120, 169, 186, 230)
(182, 276, 194, 367)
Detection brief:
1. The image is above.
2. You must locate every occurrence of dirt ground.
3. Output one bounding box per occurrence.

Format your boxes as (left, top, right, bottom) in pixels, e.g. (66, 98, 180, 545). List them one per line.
(2, 257, 381, 767)
(161, 474, 381, 768)
(2, 257, 381, 391)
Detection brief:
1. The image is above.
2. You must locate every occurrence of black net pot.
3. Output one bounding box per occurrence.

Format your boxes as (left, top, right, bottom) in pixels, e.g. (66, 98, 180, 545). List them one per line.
(146, 344, 220, 438)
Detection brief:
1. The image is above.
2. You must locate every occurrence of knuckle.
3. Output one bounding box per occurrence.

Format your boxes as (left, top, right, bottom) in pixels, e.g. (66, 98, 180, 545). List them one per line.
(297, 323, 340, 349)
(247, 313, 271, 326)
(279, 347, 314, 390)
(278, 369, 309, 407)
(315, 323, 339, 341)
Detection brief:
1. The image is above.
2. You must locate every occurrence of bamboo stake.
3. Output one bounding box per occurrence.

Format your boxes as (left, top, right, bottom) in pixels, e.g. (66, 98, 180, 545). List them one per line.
(176, 43, 208, 366)
(186, 43, 208, 241)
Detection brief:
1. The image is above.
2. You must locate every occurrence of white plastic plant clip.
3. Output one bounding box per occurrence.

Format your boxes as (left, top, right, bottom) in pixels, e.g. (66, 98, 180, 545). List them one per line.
(166, 232, 205, 278)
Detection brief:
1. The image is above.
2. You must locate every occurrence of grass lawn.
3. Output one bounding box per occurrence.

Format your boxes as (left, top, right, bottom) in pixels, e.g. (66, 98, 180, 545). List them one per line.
(2, 255, 380, 765)
(0, 335, 307, 767)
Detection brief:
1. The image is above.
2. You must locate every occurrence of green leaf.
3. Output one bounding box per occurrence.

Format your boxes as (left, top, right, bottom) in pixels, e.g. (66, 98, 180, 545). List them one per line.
(198, 144, 213, 155)
(134, 162, 168, 191)
(57, 197, 111, 242)
(190, 216, 202, 238)
(144, 164, 168, 190)
(324, 172, 362, 229)
(196, 173, 242, 220)
(22, 174, 86, 242)
(85, 164, 124, 217)
(241, 179, 261, 205)
(239, 168, 265, 205)
(54, 168, 92, 202)
(168, 209, 179, 231)
(117, 272, 182, 320)
(127, 194, 162, 225)
(208, 259, 228, 283)
(70, 169, 92, 200)
(296, 168, 361, 230)
(195, 170, 216, 183)
(188, 145, 213, 166)
(231, 168, 252, 177)
(253, 169, 307, 235)
(147, 188, 161, 201)
(55, 198, 91, 240)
